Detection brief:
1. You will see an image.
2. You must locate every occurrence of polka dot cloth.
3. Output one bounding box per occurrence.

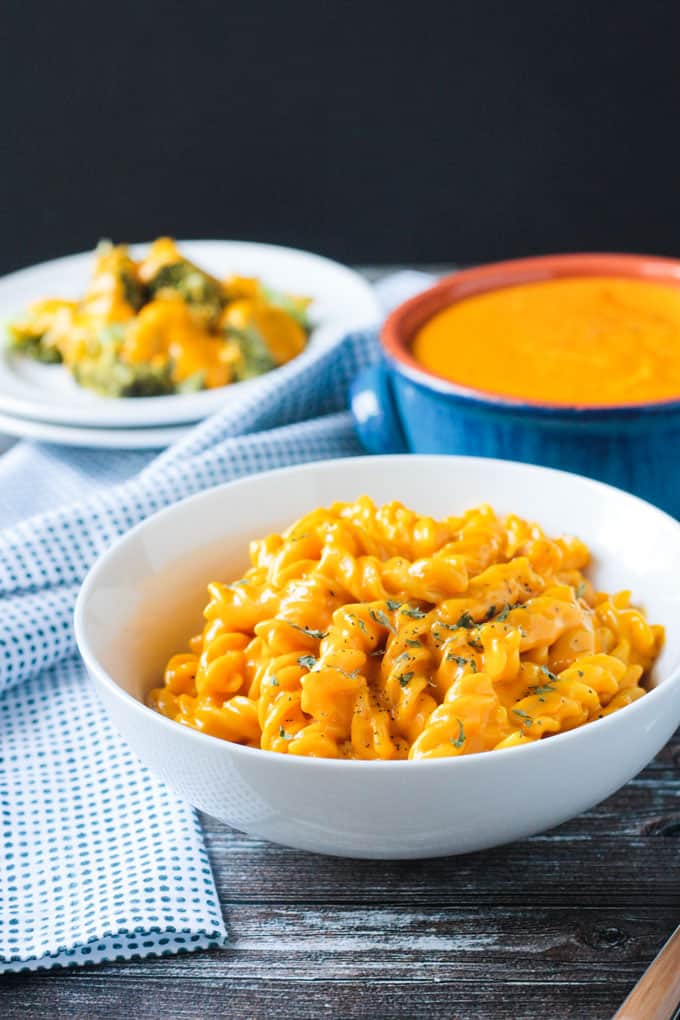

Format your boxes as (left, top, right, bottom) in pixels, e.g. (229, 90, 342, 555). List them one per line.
(0, 286, 418, 970)
(1, 659, 224, 969)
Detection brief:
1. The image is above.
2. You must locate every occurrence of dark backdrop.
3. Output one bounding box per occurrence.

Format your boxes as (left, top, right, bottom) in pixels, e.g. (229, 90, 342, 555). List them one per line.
(2, 0, 680, 274)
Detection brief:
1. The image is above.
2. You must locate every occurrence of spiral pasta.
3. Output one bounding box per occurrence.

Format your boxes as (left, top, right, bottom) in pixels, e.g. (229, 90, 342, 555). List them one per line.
(148, 498, 663, 759)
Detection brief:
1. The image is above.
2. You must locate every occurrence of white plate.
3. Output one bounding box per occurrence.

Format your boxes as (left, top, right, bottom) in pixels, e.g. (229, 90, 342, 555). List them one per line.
(0, 409, 190, 448)
(0, 241, 380, 428)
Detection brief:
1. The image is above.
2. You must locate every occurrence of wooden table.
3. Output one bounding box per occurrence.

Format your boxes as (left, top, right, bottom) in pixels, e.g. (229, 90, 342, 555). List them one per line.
(3, 730, 678, 1019)
(2, 268, 679, 1019)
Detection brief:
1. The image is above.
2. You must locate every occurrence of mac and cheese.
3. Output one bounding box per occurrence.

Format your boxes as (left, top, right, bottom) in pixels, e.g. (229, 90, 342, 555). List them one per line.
(148, 498, 663, 759)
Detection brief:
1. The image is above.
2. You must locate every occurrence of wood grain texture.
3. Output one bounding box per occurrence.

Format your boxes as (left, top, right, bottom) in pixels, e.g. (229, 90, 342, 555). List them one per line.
(2, 269, 679, 1018)
(2, 726, 679, 1020)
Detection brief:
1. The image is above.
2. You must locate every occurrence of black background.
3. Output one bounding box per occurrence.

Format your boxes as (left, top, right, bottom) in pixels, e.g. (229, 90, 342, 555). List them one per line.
(2, 0, 680, 274)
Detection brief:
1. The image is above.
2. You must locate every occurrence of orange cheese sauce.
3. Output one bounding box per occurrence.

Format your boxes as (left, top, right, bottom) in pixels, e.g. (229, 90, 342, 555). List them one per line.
(412, 276, 680, 406)
(121, 297, 236, 387)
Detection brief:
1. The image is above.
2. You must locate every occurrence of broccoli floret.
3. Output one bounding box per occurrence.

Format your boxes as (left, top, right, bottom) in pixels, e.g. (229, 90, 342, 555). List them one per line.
(148, 262, 223, 327)
(227, 325, 277, 380)
(119, 368, 174, 397)
(260, 286, 312, 332)
(120, 270, 147, 312)
(8, 331, 63, 363)
(175, 370, 206, 394)
(72, 343, 173, 397)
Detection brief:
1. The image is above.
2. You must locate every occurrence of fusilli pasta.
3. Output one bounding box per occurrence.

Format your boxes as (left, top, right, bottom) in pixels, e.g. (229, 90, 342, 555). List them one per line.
(148, 498, 663, 759)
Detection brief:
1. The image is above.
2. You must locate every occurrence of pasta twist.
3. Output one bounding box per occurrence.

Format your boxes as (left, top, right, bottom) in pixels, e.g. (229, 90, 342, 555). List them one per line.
(148, 498, 663, 760)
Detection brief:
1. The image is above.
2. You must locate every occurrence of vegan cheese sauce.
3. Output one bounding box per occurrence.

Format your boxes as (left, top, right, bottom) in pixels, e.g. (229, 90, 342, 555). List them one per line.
(411, 276, 680, 406)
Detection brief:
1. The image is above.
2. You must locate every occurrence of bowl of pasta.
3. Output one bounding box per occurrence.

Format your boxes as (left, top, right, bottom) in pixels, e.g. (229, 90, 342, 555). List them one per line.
(75, 455, 680, 858)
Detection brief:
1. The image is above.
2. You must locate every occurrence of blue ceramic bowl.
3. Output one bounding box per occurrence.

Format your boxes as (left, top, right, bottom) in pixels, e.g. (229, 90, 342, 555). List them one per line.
(351, 253, 680, 517)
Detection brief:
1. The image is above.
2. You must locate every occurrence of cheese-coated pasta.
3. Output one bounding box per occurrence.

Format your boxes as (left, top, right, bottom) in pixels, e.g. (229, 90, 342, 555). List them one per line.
(148, 499, 663, 759)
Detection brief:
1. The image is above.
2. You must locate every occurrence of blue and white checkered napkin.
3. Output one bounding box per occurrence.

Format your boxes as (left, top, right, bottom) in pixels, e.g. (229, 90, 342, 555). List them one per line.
(0, 271, 433, 971)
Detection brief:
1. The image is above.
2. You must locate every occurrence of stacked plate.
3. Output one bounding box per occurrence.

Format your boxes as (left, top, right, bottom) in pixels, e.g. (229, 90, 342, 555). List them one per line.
(0, 241, 381, 448)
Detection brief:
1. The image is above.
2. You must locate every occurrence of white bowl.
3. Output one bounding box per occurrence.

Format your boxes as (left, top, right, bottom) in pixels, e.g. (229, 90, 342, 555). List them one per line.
(74, 456, 680, 859)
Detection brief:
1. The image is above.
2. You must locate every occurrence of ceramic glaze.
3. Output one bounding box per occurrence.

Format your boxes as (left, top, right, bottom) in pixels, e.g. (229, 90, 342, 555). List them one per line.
(75, 456, 680, 859)
(352, 254, 680, 518)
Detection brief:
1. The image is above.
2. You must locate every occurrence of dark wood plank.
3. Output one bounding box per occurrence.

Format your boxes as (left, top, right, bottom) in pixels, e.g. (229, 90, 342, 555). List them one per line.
(2, 729, 679, 1020)
(200, 837, 679, 910)
(2, 905, 676, 1019)
(196, 769, 680, 911)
